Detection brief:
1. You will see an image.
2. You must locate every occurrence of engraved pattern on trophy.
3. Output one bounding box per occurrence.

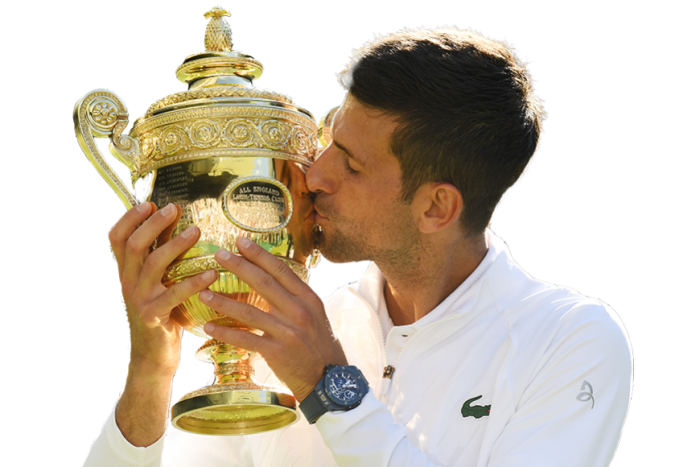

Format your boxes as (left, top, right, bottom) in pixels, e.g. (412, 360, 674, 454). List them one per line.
(146, 88, 292, 115)
(131, 106, 317, 176)
(73, 7, 320, 435)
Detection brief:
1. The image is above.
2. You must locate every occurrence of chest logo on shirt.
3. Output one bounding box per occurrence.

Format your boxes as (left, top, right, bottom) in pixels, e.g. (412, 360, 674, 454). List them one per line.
(461, 395, 491, 419)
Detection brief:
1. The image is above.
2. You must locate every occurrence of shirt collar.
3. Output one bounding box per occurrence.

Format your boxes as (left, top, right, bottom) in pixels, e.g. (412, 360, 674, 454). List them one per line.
(352, 230, 504, 328)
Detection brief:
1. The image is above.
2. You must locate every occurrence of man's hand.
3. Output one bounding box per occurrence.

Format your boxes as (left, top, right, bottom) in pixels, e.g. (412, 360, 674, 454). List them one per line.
(110, 201, 216, 377)
(201, 238, 348, 402)
(109, 202, 217, 446)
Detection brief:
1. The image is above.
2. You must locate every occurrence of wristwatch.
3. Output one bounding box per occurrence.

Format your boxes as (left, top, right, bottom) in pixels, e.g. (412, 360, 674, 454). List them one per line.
(299, 364, 369, 424)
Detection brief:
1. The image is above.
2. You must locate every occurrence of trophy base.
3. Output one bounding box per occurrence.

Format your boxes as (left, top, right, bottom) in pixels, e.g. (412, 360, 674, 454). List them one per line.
(172, 382, 299, 435)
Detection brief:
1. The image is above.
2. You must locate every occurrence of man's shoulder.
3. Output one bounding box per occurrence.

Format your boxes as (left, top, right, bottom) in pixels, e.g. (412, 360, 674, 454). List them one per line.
(482, 242, 630, 354)
(504, 283, 627, 345)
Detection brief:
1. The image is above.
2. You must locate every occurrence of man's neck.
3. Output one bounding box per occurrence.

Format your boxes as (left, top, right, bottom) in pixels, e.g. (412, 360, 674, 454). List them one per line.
(380, 231, 489, 326)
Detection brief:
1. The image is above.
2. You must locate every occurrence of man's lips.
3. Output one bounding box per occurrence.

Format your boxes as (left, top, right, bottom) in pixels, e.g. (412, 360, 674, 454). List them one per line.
(302, 207, 316, 221)
(312, 200, 328, 221)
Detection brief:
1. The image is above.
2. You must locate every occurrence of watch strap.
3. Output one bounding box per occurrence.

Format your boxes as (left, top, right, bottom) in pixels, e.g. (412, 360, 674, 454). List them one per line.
(299, 364, 334, 424)
(299, 386, 329, 424)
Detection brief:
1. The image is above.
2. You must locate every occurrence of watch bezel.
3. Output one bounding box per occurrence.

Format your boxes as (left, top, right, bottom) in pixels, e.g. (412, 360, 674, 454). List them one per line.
(323, 365, 368, 408)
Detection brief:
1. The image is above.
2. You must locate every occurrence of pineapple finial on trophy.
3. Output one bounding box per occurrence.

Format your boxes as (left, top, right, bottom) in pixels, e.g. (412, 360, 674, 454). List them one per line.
(204, 7, 233, 52)
(175, 7, 263, 89)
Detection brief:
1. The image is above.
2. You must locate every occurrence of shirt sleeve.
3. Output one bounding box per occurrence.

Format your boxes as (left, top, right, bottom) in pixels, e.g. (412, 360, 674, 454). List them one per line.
(484, 304, 632, 467)
(315, 304, 632, 467)
(316, 391, 440, 467)
(83, 408, 254, 467)
(83, 409, 165, 467)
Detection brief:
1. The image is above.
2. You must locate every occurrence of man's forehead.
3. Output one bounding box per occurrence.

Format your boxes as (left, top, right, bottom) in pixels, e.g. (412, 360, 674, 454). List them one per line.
(334, 94, 390, 125)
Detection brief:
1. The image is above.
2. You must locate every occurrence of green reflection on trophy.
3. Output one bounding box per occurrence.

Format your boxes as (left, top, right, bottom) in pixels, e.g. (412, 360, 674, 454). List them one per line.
(73, 7, 321, 435)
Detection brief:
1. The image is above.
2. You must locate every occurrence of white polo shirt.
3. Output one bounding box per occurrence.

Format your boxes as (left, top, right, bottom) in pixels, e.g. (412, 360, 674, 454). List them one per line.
(84, 233, 632, 467)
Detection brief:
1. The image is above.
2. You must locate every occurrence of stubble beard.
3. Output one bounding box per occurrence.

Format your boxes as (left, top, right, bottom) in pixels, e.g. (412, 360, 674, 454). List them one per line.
(314, 196, 421, 273)
(316, 222, 368, 264)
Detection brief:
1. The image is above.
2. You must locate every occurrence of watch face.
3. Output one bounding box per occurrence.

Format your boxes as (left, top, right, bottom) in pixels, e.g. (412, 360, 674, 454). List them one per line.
(325, 367, 363, 406)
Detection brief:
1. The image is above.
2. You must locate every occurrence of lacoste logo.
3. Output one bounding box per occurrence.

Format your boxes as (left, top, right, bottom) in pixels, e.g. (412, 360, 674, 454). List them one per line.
(461, 395, 491, 419)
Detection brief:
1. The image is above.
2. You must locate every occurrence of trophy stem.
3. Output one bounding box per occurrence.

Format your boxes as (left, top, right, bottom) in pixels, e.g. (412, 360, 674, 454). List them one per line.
(202, 339, 256, 385)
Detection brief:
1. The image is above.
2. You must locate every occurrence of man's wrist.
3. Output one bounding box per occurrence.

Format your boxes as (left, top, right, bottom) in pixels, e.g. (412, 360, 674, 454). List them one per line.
(299, 364, 369, 424)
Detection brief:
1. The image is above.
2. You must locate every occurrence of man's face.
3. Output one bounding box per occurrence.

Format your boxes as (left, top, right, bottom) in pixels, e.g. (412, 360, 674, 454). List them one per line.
(306, 94, 420, 266)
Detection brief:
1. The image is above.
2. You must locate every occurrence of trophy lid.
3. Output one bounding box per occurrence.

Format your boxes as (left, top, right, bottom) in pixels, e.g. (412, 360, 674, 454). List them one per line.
(126, 7, 317, 179)
(143, 7, 295, 117)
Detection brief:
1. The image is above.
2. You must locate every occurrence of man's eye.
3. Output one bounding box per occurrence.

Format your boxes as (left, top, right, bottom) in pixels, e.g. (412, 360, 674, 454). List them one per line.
(346, 157, 359, 174)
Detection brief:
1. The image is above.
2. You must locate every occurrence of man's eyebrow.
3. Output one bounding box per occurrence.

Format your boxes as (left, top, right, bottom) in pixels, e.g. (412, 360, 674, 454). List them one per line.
(334, 140, 366, 166)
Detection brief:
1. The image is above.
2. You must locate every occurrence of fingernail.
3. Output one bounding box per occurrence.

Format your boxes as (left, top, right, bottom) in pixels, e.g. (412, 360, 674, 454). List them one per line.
(200, 290, 213, 302)
(203, 270, 216, 281)
(181, 226, 197, 239)
(238, 237, 252, 249)
(136, 202, 150, 213)
(216, 249, 231, 261)
(204, 323, 214, 333)
(160, 204, 175, 217)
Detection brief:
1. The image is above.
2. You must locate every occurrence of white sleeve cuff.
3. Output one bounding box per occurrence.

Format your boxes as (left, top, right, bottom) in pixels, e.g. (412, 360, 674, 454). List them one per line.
(312, 387, 473, 467)
(84, 409, 165, 467)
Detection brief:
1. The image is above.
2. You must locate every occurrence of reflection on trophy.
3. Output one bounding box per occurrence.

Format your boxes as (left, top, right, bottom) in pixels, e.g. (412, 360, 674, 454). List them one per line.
(73, 7, 321, 435)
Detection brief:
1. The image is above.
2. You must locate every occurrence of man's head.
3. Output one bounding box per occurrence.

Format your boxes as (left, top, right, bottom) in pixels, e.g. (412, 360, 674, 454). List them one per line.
(307, 28, 543, 265)
(340, 28, 543, 235)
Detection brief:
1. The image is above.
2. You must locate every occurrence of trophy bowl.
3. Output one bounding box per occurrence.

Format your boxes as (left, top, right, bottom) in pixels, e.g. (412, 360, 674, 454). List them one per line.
(74, 7, 321, 435)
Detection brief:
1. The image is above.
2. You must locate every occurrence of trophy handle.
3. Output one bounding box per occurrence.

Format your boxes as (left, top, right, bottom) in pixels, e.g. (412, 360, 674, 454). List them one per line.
(317, 106, 339, 149)
(73, 89, 140, 209)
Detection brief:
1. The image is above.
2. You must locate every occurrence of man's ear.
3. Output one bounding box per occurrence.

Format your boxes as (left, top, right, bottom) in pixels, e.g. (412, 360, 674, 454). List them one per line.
(412, 183, 463, 234)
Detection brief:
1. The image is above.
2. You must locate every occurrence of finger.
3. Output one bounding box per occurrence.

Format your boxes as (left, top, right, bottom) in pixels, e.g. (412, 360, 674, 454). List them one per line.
(109, 202, 155, 273)
(137, 225, 201, 292)
(121, 203, 179, 287)
(221, 239, 310, 306)
(199, 289, 282, 337)
(214, 247, 296, 312)
(157, 204, 183, 249)
(145, 269, 218, 322)
(237, 238, 309, 295)
(203, 321, 267, 354)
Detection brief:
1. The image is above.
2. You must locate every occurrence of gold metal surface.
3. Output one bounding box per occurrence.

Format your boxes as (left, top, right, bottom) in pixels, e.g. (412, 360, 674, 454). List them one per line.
(73, 7, 322, 435)
(318, 106, 339, 149)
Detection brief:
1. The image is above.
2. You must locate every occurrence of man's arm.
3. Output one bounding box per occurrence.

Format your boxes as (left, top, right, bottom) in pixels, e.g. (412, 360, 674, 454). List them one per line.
(115, 366, 175, 448)
(314, 303, 632, 467)
(85, 202, 217, 465)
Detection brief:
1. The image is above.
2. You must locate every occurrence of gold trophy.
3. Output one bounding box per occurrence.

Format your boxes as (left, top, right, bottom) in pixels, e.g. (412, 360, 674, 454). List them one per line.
(74, 7, 321, 435)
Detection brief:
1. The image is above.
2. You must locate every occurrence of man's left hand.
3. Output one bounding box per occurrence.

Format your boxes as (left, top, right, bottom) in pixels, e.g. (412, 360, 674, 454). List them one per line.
(201, 238, 348, 402)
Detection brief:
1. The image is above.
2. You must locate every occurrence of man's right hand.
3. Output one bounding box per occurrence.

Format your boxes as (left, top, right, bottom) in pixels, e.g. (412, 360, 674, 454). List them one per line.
(109, 202, 217, 446)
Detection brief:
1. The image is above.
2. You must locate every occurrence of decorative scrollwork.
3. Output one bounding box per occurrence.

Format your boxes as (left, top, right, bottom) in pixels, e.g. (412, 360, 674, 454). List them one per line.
(224, 119, 258, 147)
(260, 120, 290, 149)
(88, 99, 119, 129)
(190, 120, 220, 148)
(74, 89, 139, 209)
(290, 127, 311, 153)
(157, 125, 191, 156)
(139, 135, 155, 160)
(128, 99, 318, 179)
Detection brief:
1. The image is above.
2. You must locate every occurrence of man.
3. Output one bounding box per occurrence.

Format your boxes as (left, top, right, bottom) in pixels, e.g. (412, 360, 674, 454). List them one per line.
(85, 28, 631, 466)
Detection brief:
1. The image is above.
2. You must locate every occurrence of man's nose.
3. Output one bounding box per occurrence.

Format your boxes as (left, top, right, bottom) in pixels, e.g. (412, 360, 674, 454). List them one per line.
(306, 145, 335, 194)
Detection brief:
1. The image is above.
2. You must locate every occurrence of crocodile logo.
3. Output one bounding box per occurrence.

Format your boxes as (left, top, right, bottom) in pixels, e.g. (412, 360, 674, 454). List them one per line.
(461, 395, 491, 419)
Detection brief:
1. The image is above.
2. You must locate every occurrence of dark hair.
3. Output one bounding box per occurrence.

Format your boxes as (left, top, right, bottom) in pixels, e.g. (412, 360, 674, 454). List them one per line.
(339, 28, 544, 235)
